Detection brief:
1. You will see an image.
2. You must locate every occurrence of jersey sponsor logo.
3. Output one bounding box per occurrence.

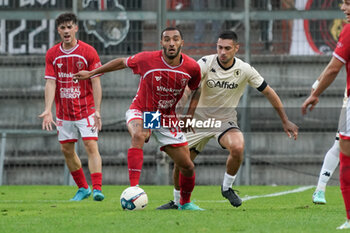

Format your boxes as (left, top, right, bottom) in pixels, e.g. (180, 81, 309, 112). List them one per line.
(143, 110, 161, 129)
(60, 87, 81, 99)
(210, 68, 216, 73)
(156, 86, 183, 96)
(155, 76, 162, 81)
(57, 63, 63, 69)
(181, 78, 187, 87)
(158, 99, 176, 109)
(206, 79, 238, 89)
(58, 72, 74, 78)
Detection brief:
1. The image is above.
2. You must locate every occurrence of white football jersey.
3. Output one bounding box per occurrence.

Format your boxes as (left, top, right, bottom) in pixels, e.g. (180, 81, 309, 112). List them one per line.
(194, 54, 265, 123)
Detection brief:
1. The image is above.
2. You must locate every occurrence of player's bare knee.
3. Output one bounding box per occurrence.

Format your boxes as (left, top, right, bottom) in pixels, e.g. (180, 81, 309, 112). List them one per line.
(60, 146, 74, 158)
(179, 161, 194, 175)
(83, 140, 98, 155)
(228, 144, 244, 157)
(131, 131, 147, 144)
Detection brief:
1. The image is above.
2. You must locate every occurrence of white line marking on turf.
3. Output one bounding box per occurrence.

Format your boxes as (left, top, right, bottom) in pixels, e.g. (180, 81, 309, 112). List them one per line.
(196, 186, 315, 203)
(241, 185, 314, 202)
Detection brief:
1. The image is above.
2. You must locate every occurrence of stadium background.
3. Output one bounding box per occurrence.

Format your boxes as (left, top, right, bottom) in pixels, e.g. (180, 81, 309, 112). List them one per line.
(0, 0, 345, 187)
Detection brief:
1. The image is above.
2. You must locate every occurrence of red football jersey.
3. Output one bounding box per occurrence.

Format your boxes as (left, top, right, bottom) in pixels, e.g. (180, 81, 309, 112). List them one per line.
(45, 40, 102, 121)
(334, 24, 350, 97)
(126, 50, 201, 123)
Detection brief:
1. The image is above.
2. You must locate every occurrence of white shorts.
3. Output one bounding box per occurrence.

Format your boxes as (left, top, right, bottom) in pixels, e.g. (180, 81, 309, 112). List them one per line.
(185, 120, 240, 153)
(339, 98, 350, 140)
(56, 113, 98, 144)
(125, 109, 188, 150)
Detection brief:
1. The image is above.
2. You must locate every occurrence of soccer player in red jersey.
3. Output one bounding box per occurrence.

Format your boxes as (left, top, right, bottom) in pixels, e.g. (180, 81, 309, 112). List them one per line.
(302, 0, 350, 229)
(39, 13, 104, 201)
(74, 27, 203, 210)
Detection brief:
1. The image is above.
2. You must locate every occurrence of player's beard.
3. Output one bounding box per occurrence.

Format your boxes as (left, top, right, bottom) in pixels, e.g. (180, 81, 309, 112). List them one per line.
(163, 45, 182, 60)
(219, 55, 233, 65)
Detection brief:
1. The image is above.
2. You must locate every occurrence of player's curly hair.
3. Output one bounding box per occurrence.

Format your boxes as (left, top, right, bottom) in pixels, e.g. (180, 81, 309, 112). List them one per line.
(56, 12, 77, 27)
(218, 31, 238, 42)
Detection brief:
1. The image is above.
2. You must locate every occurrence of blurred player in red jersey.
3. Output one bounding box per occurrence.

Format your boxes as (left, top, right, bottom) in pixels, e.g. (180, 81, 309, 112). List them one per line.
(302, 0, 350, 229)
(39, 13, 104, 201)
(74, 27, 203, 210)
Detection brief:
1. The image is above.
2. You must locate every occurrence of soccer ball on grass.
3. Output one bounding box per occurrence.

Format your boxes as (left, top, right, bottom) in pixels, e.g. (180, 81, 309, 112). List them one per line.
(120, 186, 148, 210)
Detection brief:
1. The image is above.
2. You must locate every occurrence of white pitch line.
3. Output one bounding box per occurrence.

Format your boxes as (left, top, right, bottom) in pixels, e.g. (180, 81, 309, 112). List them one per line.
(196, 186, 314, 203)
(242, 185, 314, 202)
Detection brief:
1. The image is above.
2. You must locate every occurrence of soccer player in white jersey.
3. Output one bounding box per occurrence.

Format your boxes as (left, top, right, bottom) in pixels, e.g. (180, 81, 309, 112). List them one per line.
(74, 27, 204, 210)
(302, 1, 350, 229)
(157, 30, 299, 209)
(39, 13, 105, 201)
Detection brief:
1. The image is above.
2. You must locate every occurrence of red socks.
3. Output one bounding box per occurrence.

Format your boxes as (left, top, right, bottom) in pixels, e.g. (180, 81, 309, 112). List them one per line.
(179, 172, 195, 205)
(340, 151, 350, 219)
(91, 172, 102, 191)
(128, 148, 144, 186)
(71, 168, 103, 190)
(71, 168, 88, 189)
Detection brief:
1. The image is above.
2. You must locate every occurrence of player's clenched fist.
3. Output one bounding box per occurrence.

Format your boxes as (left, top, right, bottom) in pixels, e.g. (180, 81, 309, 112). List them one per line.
(73, 70, 92, 81)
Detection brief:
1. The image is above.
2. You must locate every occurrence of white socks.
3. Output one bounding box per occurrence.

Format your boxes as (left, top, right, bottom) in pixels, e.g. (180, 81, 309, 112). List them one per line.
(173, 188, 180, 206)
(222, 172, 236, 191)
(316, 140, 340, 192)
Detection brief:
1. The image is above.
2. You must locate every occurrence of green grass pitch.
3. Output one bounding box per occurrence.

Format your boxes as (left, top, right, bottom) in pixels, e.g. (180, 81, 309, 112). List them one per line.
(0, 185, 345, 233)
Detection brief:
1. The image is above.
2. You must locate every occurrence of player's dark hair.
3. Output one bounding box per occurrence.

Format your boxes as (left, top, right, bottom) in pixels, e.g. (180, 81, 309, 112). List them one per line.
(56, 12, 77, 27)
(161, 27, 183, 40)
(218, 31, 238, 43)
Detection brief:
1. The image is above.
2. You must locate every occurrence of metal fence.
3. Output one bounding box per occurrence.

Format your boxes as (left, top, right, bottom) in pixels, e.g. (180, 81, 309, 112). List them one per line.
(0, 0, 345, 186)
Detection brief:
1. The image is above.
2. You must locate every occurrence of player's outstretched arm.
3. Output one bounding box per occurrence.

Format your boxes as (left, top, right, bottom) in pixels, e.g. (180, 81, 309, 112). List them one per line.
(301, 57, 343, 115)
(262, 85, 298, 140)
(73, 57, 128, 80)
(38, 79, 56, 131)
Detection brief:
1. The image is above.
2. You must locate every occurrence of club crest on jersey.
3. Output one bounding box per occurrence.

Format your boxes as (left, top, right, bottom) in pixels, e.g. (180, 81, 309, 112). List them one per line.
(76, 61, 84, 70)
(143, 111, 161, 129)
(233, 69, 241, 78)
(82, 0, 130, 48)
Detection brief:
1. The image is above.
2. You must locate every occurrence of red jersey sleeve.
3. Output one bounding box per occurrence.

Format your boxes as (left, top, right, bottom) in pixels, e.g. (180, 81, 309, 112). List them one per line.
(187, 62, 201, 90)
(87, 47, 102, 78)
(45, 49, 56, 80)
(126, 52, 147, 75)
(334, 24, 350, 64)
